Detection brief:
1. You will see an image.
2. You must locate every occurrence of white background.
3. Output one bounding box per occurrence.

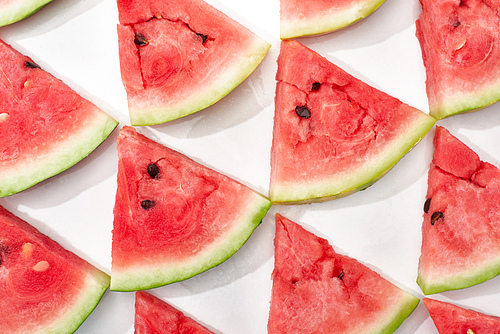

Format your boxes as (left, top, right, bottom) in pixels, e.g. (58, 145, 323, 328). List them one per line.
(1, 0, 500, 332)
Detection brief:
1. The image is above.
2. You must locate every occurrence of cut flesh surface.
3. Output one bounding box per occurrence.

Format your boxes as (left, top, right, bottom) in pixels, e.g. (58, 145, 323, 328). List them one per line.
(111, 126, 272, 291)
(418, 126, 500, 294)
(116, 0, 270, 125)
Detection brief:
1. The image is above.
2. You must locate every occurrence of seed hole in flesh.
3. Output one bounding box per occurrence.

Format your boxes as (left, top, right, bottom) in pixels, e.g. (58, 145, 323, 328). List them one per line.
(311, 82, 321, 91)
(337, 271, 345, 280)
(430, 211, 444, 225)
(24, 61, 40, 69)
(295, 105, 311, 119)
(147, 163, 160, 179)
(196, 33, 208, 43)
(424, 198, 431, 213)
(141, 200, 156, 210)
(134, 33, 149, 46)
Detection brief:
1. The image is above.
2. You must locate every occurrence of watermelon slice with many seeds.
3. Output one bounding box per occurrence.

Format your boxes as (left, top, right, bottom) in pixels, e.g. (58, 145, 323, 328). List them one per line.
(135, 291, 214, 333)
(0, 39, 118, 197)
(280, 0, 386, 39)
(418, 126, 500, 294)
(0, 0, 53, 27)
(116, 0, 271, 126)
(423, 298, 500, 333)
(268, 214, 420, 333)
(111, 126, 272, 291)
(416, 0, 500, 119)
(270, 40, 436, 204)
(0, 205, 110, 333)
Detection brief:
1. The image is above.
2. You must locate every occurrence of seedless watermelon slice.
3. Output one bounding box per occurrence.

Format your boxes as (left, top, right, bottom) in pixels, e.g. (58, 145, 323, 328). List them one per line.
(0, 0, 52, 27)
(0, 39, 118, 197)
(423, 298, 500, 333)
(280, 0, 386, 39)
(111, 126, 272, 291)
(116, 0, 271, 126)
(270, 40, 436, 203)
(268, 214, 420, 333)
(135, 291, 214, 333)
(416, 0, 500, 119)
(418, 126, 500, 294)
(0, 205, 110, 333)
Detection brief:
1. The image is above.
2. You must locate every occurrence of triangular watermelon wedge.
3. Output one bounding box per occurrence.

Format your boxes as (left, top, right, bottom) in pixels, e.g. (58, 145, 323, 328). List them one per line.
(423, 298, 500, 333)
(418, 126, 500, 294)
(0, 39, 118, 198)
(111, 126, 272, 291)
(270, 40, 436, 203)
(268, 214, 420, 333)
(116, 0, 271, 126)
(135, 291, 214, 333)
(280, 0, 386, 39)
(0, 205, 110, 333)
(416, 0, 500, 119)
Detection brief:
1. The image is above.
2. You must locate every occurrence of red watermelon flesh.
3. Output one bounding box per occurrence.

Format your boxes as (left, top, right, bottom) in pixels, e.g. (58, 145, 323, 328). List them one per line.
(423, 298, 500, 334)
(0, 38, 118, 197)
(0, 205, 110, 333)
(418, 126, 500, 294)
(270, 40, 436, 203)
(268, 214, 420, 334)
(116, 0, 270, 126)
(416, 0, 500, 119)
(111, 126, 272, 291)
(135, 291, 214, 333)
(280, 0, 386, 39)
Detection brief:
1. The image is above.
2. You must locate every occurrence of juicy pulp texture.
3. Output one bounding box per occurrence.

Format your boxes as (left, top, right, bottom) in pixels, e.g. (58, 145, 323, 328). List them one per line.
(0, 39, 118, 197)
(280, 0, 386, 39)
(424, 298, 500, 333)
(0, 0, 52, 27)
(268, 214, 419, 334)
(135, 291, 214, 333)
(116, 0, 270, 125)
(111, 126, 272, 291)
(416, 0, 500, 119)
(0, 205, 110, 334)
(270, 40, 436, 204)
(418, 126, 500, 294)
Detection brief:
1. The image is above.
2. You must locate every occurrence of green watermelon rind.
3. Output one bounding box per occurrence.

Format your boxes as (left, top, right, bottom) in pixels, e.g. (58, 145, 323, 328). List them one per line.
(429, 80, 500, 120)
(417, 255, 500, 295)
(129, 39, 271, 126)
(0, 110, 118, 197)
(0, 0, 52, 27)
(110, 193, 272, 291)
(370, 292, 420, 334)
(280, 0, 386, 39)
(269, 114, 436, 204)
(44, 270, 110, 333)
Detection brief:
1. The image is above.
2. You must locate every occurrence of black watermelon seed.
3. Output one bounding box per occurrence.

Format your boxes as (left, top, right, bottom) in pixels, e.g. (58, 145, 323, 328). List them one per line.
(295, 106, 311, 119)
(141, 200, 155, 210)
(337, 271, 345, 280)
(196, 33, 208, 43)
(134, 33, 149, 46)
(147, 163, 160, 179)
(311, 82, 321, 91)
(25, 61, 41, 69)
(424, 198, 431, 213)
(430, 211, 444, 225)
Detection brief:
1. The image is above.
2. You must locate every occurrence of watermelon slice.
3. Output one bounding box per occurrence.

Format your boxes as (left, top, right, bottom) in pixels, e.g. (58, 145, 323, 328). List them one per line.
(417, 126, 500, 295)
(270, 40, 436, 204)
(0, 39, 118, 198)
(416, 0, 500, 119)
(0, 205, 110, 333)
(135, 291, 214, 333)
(269, 214, 420, 333)
(111, 126, 272, 291)
(280, 0, 386, 39)
(423, 298, 500, 333)
(0, 0, 52, 27)
(116, 0, 271, 126)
